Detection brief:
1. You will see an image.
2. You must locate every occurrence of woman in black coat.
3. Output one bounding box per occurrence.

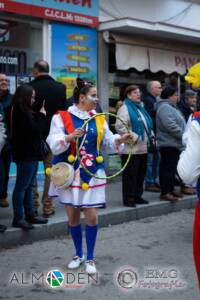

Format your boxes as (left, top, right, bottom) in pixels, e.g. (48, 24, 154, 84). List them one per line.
(11, 84, 48, 230)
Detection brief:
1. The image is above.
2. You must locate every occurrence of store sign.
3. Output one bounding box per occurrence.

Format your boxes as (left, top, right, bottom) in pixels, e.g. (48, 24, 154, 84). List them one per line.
(0, 0, 99, 27)
(175, 56, 200, 69)
(0, 48, 27, 74)
(116, 43, 200, 75)
(51, 23, 97, 97)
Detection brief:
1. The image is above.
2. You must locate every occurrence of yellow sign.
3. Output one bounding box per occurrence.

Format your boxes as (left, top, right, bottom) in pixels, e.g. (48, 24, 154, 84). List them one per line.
(68, 34, 88, 41)
(68, 45, 89, 51)
(67, 55, 89, 62)
(66, 66, 89, 73)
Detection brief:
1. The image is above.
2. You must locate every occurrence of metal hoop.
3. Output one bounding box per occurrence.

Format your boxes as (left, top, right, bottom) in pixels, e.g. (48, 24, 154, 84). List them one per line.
(75, 112, 132, 180)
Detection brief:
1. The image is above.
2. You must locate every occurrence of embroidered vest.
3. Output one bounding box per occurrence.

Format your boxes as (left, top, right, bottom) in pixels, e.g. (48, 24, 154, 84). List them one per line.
(52, 111, 105, 184)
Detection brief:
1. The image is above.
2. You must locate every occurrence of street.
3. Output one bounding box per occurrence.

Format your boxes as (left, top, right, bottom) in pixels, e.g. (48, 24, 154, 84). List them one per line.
(0, 209, 199, 300)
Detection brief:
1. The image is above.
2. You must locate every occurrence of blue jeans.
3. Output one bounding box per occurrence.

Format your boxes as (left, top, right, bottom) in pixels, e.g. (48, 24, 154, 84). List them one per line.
(0, 146, 11, 199)
(145, 151, 160, 186)
(12, 161, 38, 221)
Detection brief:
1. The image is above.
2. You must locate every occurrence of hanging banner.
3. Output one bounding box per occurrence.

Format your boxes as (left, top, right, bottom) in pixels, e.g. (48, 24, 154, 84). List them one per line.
(51, 23, 97, 98)
(0, 0, 99, 27)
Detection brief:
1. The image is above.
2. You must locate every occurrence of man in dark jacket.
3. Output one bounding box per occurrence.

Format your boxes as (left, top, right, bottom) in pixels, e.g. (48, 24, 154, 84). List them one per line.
(143, 81, 162, 193)
(0, 73, 12, 208)
(30, 59, 67, 217)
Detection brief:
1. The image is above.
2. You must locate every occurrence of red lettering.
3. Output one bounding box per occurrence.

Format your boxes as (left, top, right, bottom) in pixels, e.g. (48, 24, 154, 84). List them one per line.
(72, 0, 81, 4)
(55, 0, 91, 7)
(182, 57, 187, 68)
(82, 0, 91, 8)
(175, 56, 181, 67)
(188, 57, 196, 68)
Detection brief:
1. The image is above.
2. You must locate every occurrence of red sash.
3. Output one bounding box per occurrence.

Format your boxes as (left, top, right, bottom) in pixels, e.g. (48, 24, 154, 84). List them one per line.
(58, 111, 76, 155)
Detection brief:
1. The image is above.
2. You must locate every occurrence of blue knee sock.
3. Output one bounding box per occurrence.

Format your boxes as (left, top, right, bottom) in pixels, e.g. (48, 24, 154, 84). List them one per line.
(69, 224, 83, 258)
(85, 224, 98, 260)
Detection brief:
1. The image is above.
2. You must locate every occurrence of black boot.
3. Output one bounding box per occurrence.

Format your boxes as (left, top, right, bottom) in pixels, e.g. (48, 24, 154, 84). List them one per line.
(25, 215, 48, 224)
(123, 197, 136, 207)
(12, 219, 34, 230)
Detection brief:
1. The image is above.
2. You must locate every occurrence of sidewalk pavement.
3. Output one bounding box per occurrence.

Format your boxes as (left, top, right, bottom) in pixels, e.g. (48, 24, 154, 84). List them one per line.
(0, 174, 197, 248)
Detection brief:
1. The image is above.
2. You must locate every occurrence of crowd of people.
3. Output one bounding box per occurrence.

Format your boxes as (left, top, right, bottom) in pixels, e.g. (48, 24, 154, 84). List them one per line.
(0, 59, 199, 274)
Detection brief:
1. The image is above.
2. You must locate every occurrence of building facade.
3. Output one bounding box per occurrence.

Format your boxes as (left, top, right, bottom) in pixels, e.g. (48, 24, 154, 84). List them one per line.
(0, 0, 98, 97)
(98, 0, 200, 112)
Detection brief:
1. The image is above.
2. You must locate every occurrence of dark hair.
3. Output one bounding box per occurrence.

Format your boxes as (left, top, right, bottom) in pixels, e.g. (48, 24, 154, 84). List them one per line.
(33, 59, 49, 73)
(124, 85, 139, 98)
(13, 84, 34, 116)
(161, 86, 177, 99)
(73, 78, 95, 104)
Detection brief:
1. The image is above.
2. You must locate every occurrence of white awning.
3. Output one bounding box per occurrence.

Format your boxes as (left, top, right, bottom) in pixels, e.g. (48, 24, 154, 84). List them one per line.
(115, 42, 200, 75)
(116, 43, 149, 71)
(149, 48, 200, 74)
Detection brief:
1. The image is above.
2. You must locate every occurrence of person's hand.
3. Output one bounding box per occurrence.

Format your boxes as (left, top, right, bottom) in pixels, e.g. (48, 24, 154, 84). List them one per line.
(66, 128, 85, 142)
(115, 133, 134, 145)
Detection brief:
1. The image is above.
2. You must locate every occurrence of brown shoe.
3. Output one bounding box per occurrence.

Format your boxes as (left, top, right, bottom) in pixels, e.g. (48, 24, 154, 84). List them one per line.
(0, 198, 9, 208)
(160, 194, 179, 202)
(181, 187, 196, 195)
(171, 191, 183, 198)
(42, 197, 55, 217)
(42, 210, 55, 218)
(145, 185, 161, 193)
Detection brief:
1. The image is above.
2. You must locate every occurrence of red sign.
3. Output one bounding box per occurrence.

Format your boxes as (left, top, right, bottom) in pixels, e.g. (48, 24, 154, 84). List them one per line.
(0, 0, 99, 27)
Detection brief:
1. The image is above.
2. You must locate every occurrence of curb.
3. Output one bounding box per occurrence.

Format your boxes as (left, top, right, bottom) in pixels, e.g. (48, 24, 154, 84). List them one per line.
(0, 196, 197, 249)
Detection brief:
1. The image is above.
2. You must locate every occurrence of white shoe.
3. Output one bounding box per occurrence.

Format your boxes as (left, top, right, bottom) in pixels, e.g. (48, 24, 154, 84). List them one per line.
(85, 260, 97, 274)
(67, 255, 85, 269)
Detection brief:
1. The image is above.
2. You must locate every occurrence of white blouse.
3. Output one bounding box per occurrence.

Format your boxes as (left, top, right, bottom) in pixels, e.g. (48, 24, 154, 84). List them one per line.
(177, 119, 200, 185)
(46, 105, 122, 156)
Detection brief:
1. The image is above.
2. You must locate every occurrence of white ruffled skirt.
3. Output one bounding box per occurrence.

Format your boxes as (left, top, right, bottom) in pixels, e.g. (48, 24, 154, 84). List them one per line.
(48, 168, 106, 208)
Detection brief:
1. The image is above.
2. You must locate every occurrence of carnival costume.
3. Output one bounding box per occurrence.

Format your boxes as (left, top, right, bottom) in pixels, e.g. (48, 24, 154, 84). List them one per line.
(47, 104, 122, 207)
(177, 111, 200, 287)
(46, 105, 124, 266)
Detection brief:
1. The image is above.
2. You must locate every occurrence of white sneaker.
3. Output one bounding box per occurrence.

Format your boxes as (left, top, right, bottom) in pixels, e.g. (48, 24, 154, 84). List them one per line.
(67, 255, 85, 269)
(85, 260, 97, 274)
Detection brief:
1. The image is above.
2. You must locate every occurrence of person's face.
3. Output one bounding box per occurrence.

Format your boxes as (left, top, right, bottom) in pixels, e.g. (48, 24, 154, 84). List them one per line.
(32, 67, 39, 78)
(186, 96, 197, 108)
(128, 88, 141, 102)
(80, 87, 98, 111)
(169, 92, 178, 104)
(151, 82, 162, 97)
(0, 74, 9, 92)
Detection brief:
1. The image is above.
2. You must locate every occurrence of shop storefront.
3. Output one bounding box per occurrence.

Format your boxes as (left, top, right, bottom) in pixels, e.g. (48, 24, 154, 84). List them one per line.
(0, 0, 99, 97)
(0, 0, 98, 176)
(98, 31, 200, 129)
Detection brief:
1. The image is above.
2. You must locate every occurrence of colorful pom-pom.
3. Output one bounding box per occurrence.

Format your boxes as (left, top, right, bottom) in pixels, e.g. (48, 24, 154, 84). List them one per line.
(82, 183, 89, 190)
(68, 154, 75, 163)
(96, 156, 104, 163)
(45, 167, 51, 176)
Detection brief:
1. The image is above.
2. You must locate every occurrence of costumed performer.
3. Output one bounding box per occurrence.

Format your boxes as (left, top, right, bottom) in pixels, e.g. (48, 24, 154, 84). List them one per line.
(46, 83, 132, 274)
